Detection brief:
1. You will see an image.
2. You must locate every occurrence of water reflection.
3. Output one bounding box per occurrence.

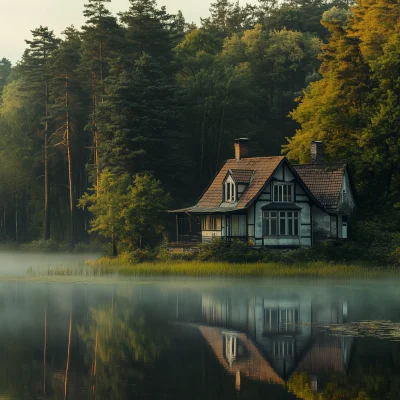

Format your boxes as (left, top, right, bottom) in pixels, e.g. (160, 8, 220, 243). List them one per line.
(199, 292, 352, 392)
(0, 280, 399, 399)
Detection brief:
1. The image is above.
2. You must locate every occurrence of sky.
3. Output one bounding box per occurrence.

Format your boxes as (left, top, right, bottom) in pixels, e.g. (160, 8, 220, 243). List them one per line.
(1, 0, 258, 64)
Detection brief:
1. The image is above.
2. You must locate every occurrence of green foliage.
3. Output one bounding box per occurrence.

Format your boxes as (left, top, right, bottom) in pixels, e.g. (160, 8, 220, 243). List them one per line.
(122, 174, 171, 249)
(98, 54, 182, 179)
(119, 0, 176, 68)
(322, 6, 350, 24)
(285, 0, 400, 213)
(79, 170, 170, 253)
(79, 170, 129, 253)
(20, 239, 70, 252)
(199, 238, 262, 263)
(0, 0, 393, 255)
(0, 58, 11, 94)
(78, 299, 171, 397)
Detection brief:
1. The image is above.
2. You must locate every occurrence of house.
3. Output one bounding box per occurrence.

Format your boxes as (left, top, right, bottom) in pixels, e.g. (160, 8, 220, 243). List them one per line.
(198, 290, 353, 392)
(171, 139, 356, 247)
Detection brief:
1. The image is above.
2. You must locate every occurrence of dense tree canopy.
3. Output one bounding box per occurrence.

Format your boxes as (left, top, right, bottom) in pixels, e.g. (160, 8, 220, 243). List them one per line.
(284, 0, 400, 211)
(2, 0, 398, 248)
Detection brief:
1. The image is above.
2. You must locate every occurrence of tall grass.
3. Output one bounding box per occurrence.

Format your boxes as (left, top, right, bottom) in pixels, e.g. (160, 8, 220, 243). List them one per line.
(86, 258, 400, 279)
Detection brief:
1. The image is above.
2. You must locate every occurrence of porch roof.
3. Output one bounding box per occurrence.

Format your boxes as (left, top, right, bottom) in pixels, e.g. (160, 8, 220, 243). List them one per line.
(170, 206, 237, 214)
(262, 202, 302, 211)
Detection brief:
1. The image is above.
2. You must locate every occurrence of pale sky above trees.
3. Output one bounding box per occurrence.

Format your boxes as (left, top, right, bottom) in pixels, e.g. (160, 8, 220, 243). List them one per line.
(2, 0, 257, 63)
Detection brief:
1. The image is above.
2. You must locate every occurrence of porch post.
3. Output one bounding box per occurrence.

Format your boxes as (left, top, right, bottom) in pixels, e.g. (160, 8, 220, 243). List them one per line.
(176, 214, 179, 243)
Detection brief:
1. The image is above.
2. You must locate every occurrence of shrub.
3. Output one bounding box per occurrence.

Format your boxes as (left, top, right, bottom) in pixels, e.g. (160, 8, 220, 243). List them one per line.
(199, 238, 262, 263)
(157, 248, 199, 261)
(21, 240, 70, 252)
(127, 248, 157, 263)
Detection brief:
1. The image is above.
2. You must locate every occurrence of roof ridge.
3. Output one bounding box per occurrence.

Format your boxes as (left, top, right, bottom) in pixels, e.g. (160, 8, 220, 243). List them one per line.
(227, 156, 285, 161)
(293, 162, 346, 167)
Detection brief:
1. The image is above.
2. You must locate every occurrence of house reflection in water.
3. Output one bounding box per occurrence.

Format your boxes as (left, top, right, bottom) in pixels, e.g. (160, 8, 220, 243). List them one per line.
(198, 293, 353, 392)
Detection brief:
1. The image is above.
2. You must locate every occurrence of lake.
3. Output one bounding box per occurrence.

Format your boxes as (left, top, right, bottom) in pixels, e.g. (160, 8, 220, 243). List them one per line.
(1, 253, 400, 399)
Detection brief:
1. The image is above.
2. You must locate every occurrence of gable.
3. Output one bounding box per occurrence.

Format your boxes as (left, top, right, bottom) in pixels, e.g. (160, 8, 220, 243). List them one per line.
(196, 157, 285, 210)
(251, 159, 325, 210)
(338, 169, 356, 212)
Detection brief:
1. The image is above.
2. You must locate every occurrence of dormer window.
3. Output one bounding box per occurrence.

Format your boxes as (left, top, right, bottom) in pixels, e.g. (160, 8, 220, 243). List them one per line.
(224, 169, 254, 203)
(225, 176, 236, 202)
(273, 183, 293, 202)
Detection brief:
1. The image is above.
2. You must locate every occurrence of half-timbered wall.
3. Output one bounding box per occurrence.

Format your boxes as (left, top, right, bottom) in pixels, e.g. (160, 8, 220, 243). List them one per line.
(251, 162, 312, 247)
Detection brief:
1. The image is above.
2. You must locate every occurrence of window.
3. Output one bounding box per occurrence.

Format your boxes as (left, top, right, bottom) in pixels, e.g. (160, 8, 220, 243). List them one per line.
(230, 215, 247, 237)
(264, 307, 300, 333)
(225, 181, 236, 202)
(263, 211, 299, 236)
(202, 215, 222, 231)
(273, 183, 293, 202)
(263, 211, 278, 236)
(223, 335, 237, 365)
(273, 340, 295, 358)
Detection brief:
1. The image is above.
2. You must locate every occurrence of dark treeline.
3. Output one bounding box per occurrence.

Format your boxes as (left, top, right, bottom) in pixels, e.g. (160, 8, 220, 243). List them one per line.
(0, 0, 368, 245)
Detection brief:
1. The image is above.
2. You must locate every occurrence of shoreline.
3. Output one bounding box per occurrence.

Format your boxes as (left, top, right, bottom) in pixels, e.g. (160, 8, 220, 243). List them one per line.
(86, 259, 398, 279)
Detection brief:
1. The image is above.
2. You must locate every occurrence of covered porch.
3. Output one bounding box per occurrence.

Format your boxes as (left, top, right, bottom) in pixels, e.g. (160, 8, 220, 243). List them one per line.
(170, 207, 249, 245)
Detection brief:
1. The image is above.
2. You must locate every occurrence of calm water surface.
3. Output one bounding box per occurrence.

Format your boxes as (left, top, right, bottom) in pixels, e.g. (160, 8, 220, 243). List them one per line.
(1, 253, 400, 399)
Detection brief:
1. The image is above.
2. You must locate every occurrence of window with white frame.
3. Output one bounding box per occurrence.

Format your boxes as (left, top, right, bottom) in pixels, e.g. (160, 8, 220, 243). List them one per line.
(273, 183, 293, 202)
(263, 211, 299, 236)
(223, 335, 237, 365)
(272, 340, 295, 358)
(264, 307, 300, 333)
(202, 215, 222, 231)
(225, 176, 236, 202)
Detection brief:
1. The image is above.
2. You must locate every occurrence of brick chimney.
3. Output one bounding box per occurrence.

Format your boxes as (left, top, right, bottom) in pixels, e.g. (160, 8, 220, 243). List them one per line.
(234, 138, 249, 161)
(310, 141, 324, 164)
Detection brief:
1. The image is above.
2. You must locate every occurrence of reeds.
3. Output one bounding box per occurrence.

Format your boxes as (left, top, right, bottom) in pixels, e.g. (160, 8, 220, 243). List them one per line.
(85, 259, 400, 279)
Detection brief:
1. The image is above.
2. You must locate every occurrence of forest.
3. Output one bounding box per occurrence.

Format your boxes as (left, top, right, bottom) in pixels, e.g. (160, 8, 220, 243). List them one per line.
(0, 0, 399, 253)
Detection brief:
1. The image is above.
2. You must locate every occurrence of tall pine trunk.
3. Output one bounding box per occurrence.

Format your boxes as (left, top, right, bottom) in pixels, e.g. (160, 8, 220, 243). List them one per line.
(91, 72, 99, 189)
(64, 312, 72, 400)
(44, 82, 50, 240)
(65, 76, 75, 245)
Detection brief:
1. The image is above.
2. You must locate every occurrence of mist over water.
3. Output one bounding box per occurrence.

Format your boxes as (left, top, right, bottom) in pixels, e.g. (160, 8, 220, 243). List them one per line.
(0, 252, 400, 399)
(0, 252, 98, 276)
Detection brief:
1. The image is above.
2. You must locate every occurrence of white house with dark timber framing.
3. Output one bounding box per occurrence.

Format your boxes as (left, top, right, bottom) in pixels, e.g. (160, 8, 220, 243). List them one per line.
(171, 139, 356, 247)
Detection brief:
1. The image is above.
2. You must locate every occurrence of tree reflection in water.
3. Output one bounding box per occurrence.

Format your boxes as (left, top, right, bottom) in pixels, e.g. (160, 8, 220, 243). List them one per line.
(78, 293, 171, 398)
(0, 281, 400, 399)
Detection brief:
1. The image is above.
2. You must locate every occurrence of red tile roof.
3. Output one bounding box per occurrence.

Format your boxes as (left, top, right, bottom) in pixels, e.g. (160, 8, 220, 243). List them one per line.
(294, 337, 346, 375)
(199, 157, 284, 209)
(199, 325, 284, 385)
(173, 157, 284, 213)
(294, 163, 346, 211)
(229, 169, 255, 184)
(170, 157, 346, 214)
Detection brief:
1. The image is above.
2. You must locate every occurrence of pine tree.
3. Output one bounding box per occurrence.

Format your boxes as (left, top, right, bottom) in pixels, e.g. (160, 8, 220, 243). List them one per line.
(202, 0, 234, 38)
(50, 27, 85, 245)
(80, 0, 123, 187)
(21, 26, 59, 240)
(0, 58, 12, 94)
(98, 54, 181, 181)
(119, 0, 175, 69)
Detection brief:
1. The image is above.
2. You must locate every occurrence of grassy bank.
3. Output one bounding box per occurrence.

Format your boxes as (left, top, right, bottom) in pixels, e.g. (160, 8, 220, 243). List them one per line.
(86, 258, 399, 279)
